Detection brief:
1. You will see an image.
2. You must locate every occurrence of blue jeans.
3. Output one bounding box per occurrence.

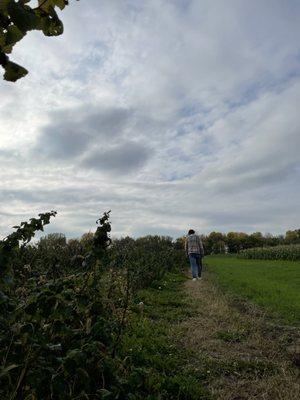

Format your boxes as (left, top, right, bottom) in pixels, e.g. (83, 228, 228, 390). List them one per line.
(189, 253, 203, 278)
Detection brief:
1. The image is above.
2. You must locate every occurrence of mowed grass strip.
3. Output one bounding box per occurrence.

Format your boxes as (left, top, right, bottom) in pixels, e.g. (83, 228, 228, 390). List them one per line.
(206, 255, 300, 325)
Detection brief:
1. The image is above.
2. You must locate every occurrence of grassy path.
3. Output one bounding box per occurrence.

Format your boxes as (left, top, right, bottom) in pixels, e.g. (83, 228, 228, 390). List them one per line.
(181, 270, 300, 399)
(120, 272, 212, 399)
(119, 266, 299, 399)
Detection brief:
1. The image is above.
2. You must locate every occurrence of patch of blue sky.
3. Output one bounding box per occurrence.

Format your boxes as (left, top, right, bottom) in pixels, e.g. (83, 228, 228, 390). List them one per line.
(175, 120, 208, 139)
(175, 0, 193, 14)
(227, 62, 300, 111)
(165, 146, 190, 162)
(165, 171, 193, 182)
(179, 103, 212, 119)
(198, 135, 215, 156)
(226, 79, 269, 110)
(108, 67, 131, 87)
(68, 40, 110, 83)
(293, 164, 300, 174)
(196, 124, 205, 132)
(271, 67, 300, 93)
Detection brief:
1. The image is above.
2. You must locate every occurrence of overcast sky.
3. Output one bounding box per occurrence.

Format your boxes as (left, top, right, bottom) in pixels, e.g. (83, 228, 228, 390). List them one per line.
(0, 0, 300, 239)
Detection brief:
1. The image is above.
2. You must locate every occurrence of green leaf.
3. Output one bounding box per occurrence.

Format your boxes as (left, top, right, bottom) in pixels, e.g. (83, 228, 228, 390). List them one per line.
(5, 25, 26, 46)
(0, 33, 5, 47)
(0, 50, 8, 65)
(8, 1, 40, 32)
(56, 0, 67, 10)
(41, 13, 64, 36)
(0, 0, 10, 14)
(38, 0, 66, 12)
(98, 389, 113, 399)
(1, 1, 71, 82)
(3, 43, 14, 54)
(3, 61, 28, 82)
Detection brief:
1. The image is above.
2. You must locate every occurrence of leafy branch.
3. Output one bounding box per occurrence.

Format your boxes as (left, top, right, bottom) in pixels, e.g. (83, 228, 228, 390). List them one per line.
(0, 0, 77, 82)
(0, 211, 57, 287)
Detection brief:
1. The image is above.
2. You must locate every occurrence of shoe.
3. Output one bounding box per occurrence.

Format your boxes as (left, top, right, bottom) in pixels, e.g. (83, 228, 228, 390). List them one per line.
(197, 277, 202, 280)
(192, 278, 197, 282)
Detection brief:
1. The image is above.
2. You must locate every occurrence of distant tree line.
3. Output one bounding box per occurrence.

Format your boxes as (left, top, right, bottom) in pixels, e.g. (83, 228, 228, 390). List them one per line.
(15, 228, 300, 265)
(174, 229, 300, 255)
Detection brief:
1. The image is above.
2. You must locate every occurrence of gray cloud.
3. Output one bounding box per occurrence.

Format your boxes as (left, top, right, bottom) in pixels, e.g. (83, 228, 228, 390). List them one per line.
(34, 106, 132, 160)
(0, 186, 150, 207)
(36, 125, 91, 159)
(82, 141, 151, 174)
(30, 104, 155, 175)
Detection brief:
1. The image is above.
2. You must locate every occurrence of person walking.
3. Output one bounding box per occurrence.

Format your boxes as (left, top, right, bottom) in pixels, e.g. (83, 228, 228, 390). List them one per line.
(185, 229, 204, 281)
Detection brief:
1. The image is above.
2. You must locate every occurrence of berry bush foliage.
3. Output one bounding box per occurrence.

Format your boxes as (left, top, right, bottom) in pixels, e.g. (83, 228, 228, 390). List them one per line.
(0, 211, 185, 399)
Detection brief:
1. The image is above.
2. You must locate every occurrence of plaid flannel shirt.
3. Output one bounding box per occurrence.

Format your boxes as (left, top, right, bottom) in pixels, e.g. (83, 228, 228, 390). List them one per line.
(185, 234, 204, 256)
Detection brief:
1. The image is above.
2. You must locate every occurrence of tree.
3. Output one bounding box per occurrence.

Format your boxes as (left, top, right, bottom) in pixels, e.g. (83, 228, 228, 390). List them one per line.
(285, 229, 300, 244)
(248, 232, 264, 248)
(264, 233, 282, 247)
(205, 231, 226, 254)
(0, 0, 75, 82)
(225, 232, 250, 253)
(80, 231, 94, 252)
(39, 232, 67, 248)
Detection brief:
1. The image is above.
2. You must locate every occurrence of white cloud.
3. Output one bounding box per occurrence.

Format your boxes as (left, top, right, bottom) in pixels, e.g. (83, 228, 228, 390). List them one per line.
(0, 0, 299, 239)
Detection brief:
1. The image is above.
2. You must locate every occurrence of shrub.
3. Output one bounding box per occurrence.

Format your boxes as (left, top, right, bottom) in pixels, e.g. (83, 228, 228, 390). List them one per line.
(0, 212, 186, 399)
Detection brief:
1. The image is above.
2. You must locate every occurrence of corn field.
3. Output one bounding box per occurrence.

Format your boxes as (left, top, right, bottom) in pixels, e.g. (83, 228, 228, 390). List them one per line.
(239, 244, 300, 261)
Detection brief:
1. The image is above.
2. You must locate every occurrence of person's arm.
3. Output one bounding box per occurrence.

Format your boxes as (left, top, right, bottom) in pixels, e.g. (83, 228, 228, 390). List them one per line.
(198, 236, 204, 256)
(185, 238, 189, 257)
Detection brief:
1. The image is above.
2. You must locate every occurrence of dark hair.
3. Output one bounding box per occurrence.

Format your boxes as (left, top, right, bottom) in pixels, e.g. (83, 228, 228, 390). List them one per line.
(188, 229, 195, 235)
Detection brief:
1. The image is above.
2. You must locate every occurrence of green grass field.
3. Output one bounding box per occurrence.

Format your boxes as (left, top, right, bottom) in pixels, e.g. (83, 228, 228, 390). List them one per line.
(205, 255, 300, 325)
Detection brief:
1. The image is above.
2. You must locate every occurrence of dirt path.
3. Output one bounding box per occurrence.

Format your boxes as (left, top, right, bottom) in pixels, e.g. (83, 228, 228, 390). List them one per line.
(181, 273, 300, 399)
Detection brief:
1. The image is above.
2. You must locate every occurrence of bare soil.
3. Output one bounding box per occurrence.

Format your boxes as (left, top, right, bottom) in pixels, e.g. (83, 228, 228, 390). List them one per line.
(181, 272, 300, 399)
